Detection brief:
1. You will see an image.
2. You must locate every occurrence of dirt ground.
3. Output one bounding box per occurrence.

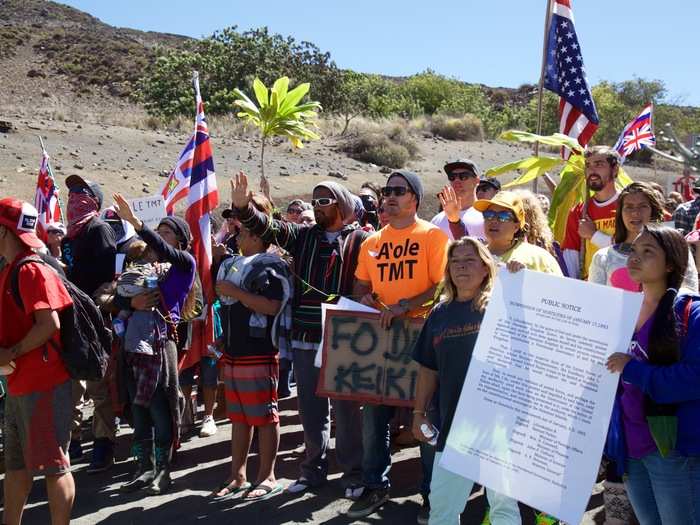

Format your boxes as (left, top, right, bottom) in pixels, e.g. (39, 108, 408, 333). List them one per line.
(11, 393, 607, 525)
(0, 115, 682, 219)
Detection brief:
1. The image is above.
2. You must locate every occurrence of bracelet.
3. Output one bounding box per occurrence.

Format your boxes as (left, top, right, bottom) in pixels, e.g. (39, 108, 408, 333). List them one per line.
(412, 409, 426, 415)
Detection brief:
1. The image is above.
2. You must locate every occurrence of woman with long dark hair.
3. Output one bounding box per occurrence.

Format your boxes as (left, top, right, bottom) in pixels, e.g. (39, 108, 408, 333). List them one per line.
(590, 182, 697, 292)
(606, 224, 700, 524)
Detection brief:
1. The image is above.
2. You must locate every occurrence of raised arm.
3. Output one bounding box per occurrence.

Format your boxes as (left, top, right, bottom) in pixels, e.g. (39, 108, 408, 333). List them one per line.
(230, 172, 304, 252)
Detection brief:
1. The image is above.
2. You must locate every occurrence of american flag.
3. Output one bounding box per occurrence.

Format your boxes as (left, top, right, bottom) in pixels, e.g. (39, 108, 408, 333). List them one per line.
(613, 104, 656, 161)
(543, 0, 599, 156)
(34, 148, 62, 240)
(160, 136, 195, 215)
(182, 72, 219, 370)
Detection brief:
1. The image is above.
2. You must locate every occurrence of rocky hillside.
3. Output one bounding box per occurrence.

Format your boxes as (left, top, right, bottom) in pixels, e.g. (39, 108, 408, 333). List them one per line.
(0, 0, 188, 119)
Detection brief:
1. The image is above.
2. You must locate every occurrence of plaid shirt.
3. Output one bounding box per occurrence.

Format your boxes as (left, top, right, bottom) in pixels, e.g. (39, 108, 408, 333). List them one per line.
(673, 196, 700, 235)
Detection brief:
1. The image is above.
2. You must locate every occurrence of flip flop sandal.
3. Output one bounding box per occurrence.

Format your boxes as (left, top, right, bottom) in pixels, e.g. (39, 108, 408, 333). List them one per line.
(210, 481, 252, 500)
(243, 482, 283, 501)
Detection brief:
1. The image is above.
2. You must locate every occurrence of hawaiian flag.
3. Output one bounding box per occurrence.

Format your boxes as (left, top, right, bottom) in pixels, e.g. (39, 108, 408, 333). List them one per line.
(160, 136, 195, 214)
(613, 104, 656, 162)
(543, 0, 599, 157)
(34, 148, 62, 240)
(181, 72, 219, 370)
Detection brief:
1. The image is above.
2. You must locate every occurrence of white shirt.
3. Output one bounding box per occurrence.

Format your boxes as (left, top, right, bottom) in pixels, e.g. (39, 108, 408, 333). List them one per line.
(430, 207, 485, 240)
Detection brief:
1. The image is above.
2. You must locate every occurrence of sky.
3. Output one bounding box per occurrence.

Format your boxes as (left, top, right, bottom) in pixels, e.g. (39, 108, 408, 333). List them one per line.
(60, 0, 699, 107)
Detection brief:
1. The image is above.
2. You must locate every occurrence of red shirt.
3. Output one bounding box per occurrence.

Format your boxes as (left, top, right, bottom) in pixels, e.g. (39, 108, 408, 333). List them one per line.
(0, 252, 72, 395)
(562, 196, 618, 278)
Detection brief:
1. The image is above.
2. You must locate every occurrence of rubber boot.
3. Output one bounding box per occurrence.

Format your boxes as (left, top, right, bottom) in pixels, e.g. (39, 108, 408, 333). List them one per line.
(120, 440, 155, 493)
(146, 444, 172, 495)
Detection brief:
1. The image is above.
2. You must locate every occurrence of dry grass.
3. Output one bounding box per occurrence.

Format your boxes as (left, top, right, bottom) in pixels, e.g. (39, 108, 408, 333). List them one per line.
(430, 114, 484, 141)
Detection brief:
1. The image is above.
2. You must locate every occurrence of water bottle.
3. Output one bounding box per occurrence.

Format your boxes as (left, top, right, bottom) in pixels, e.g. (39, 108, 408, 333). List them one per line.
(145, 275, 159, 289)
(420, 423, 439, 446)
(207, 343, 223, 361)
(112, 318, 126, 338)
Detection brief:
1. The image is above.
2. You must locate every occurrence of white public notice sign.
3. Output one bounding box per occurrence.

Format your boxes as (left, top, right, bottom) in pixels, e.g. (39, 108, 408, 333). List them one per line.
(129, 195, 166, 230)
(440, 268, 643, 525)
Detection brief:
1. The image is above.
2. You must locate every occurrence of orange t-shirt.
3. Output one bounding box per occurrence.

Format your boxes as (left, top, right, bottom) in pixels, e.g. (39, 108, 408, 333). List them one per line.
(355, 219, 448, 317)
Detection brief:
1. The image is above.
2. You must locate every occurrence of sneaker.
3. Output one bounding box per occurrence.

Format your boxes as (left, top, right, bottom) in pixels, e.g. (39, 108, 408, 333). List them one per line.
(68, 439, 83, 462)
(199, 415, 217, 437)
(346, 488, 389, 519)
(417, 495, 430, 525)
(287, 478, 311, 494)
(86, 438, 115, 474)
(344, 484, 365, 501)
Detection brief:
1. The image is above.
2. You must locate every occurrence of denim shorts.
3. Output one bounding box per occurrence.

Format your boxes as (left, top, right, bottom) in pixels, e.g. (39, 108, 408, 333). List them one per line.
(179, 357, 219, 388)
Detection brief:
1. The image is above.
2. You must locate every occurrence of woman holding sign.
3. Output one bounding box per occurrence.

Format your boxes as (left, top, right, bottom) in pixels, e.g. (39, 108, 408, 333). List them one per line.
(412, 237, 522, 525)
(607, 224, 700, 524)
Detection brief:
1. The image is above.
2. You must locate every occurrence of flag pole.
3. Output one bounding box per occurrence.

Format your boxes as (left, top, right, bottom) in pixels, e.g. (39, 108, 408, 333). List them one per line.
(533, 0, 554, 193)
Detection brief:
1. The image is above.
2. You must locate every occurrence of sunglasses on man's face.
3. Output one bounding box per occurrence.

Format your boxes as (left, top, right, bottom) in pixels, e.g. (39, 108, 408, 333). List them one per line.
(311, 198, 337, 207)
(381, 186, 411, 197)
(483, 210, 517, 223)
(447, 172, 478, 182)
(287, 207, 302, 215)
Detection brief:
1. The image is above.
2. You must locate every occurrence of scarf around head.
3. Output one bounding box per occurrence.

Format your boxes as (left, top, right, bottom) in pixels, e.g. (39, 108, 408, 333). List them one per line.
(67, 193, 99, 238)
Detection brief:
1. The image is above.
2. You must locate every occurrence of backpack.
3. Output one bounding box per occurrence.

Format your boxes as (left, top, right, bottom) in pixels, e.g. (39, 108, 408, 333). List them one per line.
(10, 256, 111, 381)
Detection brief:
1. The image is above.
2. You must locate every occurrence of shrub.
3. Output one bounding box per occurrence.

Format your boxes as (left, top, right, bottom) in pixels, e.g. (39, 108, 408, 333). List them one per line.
(430, 114, 484, 141)
(344, 131, 411, 168)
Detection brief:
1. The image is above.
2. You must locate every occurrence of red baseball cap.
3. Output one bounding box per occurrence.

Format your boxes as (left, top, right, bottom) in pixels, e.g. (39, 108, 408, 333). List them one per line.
(0, 198, 44, 249)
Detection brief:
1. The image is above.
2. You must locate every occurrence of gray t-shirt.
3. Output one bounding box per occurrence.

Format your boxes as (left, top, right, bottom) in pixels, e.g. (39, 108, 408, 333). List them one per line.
(412, 299, 483, 451)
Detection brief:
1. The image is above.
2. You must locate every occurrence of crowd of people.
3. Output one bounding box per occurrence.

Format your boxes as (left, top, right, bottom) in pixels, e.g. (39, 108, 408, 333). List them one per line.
(0, 145, 699, 525)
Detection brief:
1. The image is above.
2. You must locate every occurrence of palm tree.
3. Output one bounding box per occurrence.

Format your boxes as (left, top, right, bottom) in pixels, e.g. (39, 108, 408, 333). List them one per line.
(233, 77, 321, 196)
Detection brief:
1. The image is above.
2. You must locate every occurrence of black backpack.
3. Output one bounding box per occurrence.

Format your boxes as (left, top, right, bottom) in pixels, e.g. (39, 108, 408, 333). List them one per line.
(10, 256, 111, 381)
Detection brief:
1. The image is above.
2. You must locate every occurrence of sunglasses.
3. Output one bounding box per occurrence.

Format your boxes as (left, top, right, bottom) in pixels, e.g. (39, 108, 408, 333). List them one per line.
(483, 210, 517, 223)
(447, 172, 478, 182)
(311, 198, 337, 207)
(287, 207, 302, 215)
(381, 186, 411, 197)
(69, 186, 93, 196)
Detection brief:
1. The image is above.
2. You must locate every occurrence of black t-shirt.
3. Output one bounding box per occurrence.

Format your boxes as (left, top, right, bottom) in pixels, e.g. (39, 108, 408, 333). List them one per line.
(61, 217, 116, 297)
(412, 299, 483, 451)
(220, 276, 284, 358)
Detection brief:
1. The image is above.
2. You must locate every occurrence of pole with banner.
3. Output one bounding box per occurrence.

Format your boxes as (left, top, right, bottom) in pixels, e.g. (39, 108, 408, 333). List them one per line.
(532, 0, 554, 194)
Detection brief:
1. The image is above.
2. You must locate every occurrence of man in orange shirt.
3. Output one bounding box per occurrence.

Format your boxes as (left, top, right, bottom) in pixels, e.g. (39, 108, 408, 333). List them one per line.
(561, 146, 621, 279)
(0, 198, 75, 525)
(349, 171, 448, 521)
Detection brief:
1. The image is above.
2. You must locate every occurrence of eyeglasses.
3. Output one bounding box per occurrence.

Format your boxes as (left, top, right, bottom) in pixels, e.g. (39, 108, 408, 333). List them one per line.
(287, 207, 302, 215)
(483, 210, 517, 223)
(447, 172, 478, 182)
(311, 198, 337, 207)
(381, 186, 411, 197)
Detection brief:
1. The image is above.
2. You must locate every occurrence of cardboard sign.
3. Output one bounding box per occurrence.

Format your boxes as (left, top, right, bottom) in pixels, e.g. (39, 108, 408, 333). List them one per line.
(317, 310, 424, 407)
(129, 195, 166, 229)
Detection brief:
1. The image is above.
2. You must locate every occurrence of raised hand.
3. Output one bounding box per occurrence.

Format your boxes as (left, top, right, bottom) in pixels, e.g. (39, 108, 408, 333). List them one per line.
(438, 184, 461, 223)
(112, 193, 141, 229)
(230, 172, 252, 209)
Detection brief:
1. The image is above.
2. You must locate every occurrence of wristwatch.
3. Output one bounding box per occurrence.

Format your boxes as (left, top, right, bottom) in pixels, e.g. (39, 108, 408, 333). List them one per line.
(398, 298, 410, 313)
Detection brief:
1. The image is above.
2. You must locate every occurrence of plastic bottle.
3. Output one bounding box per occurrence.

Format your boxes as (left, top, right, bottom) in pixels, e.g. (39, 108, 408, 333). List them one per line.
(420, 423, 439, 446)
